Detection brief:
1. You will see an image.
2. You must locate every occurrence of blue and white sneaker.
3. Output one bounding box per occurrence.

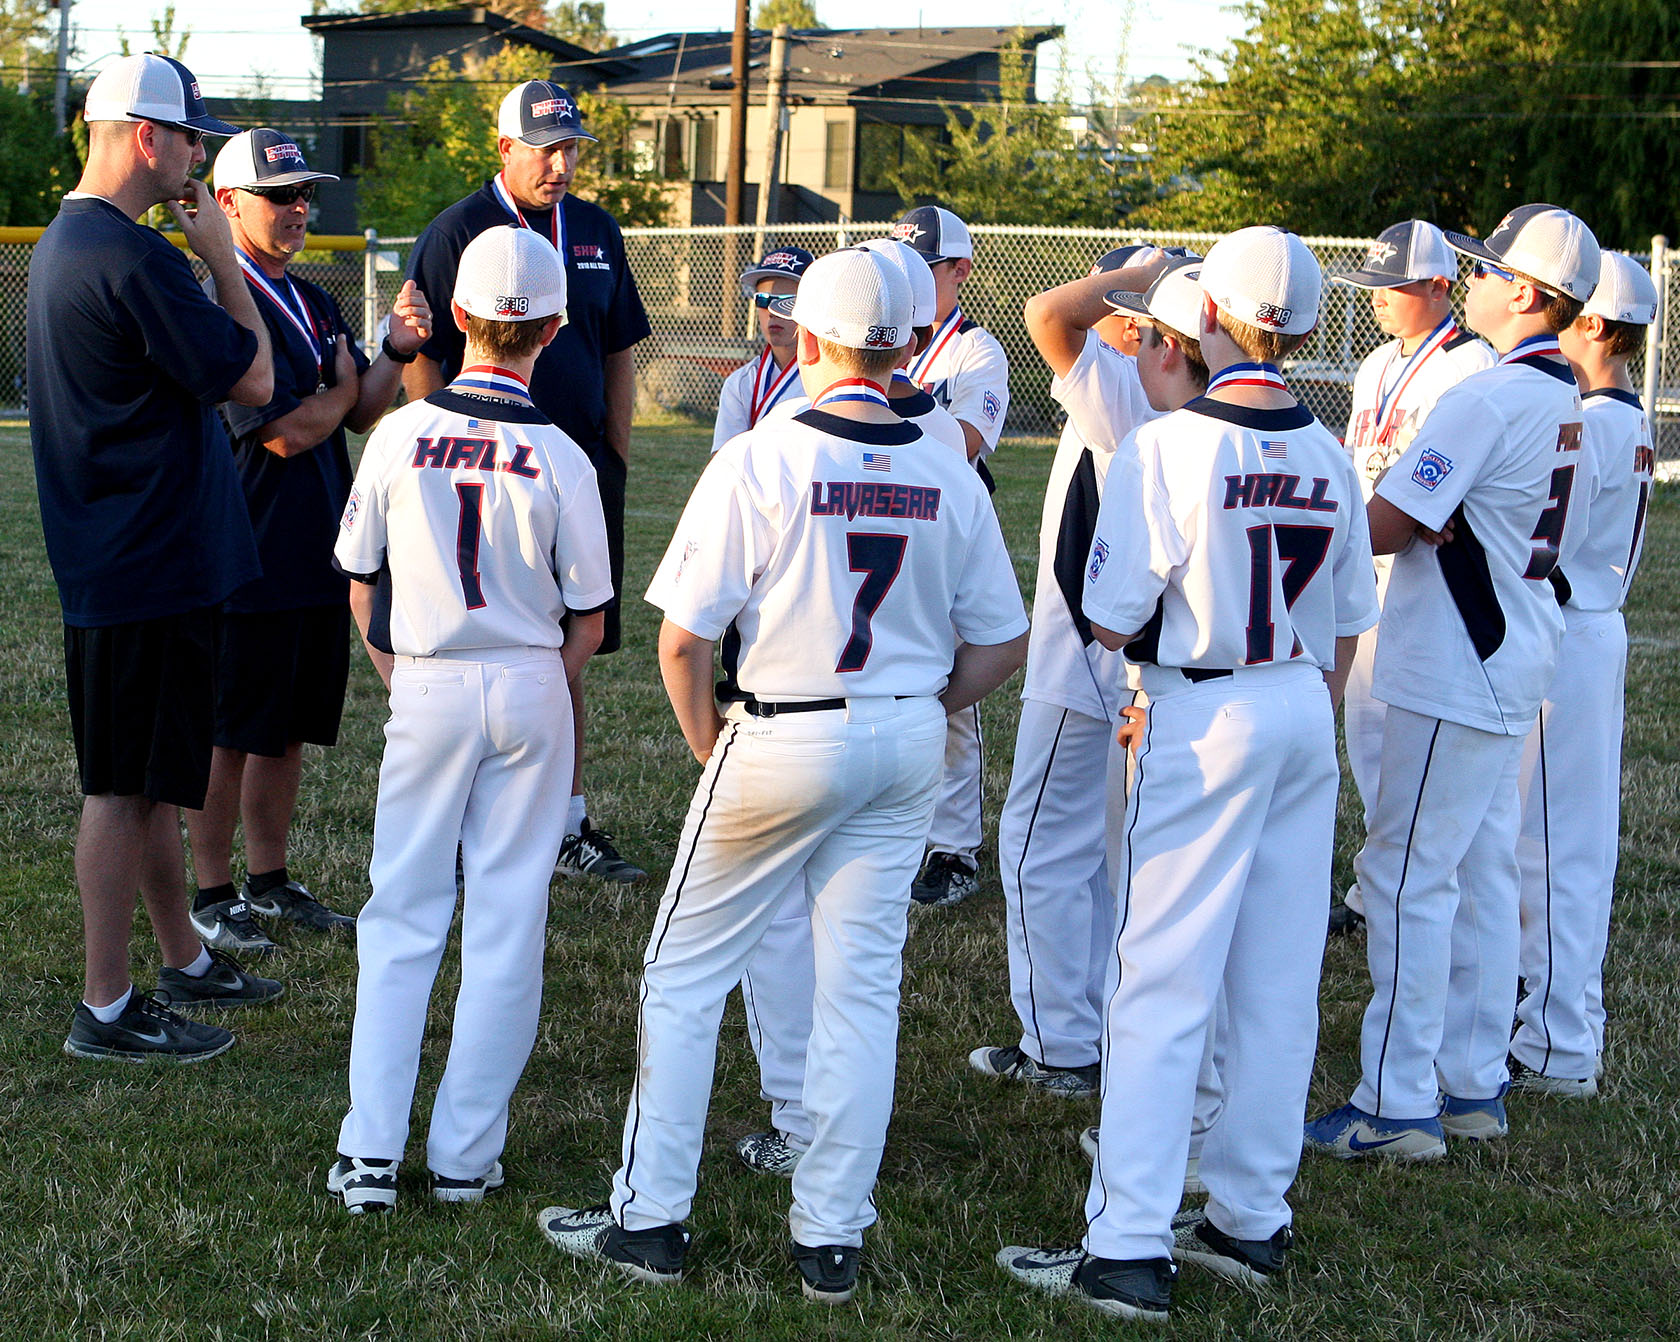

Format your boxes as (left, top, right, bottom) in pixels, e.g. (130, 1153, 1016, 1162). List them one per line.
(1303, 1102, 1446, 1162)
(1438, 1089, 1509, 1140)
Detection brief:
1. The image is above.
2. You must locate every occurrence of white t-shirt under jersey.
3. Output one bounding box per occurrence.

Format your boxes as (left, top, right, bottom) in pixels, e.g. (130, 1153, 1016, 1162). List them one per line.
(1561, 388, 1655, 613)
(711, 347, 803, 453)
(336, 389, 614, 656)
(1024, 332, 1159, 720)
(1083, 398, 1378, 673)
(1372, 355, 1584, 735)
(648, 407, 1027, 701)
(907, 307, 1011, 457)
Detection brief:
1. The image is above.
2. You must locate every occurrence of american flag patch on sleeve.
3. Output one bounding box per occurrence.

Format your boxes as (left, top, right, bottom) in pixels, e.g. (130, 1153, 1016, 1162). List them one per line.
(862, 452, 891, 472)
(1260, 439, 1288, 460)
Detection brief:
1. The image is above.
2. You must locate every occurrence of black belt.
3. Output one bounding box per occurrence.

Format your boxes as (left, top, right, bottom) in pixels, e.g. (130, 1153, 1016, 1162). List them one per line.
(740, 696, 848, 718)
(1181, 668, 1234, 683)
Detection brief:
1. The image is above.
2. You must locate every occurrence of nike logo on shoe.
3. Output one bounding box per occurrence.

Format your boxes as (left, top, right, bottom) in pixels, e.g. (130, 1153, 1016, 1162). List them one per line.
(1346, 1130, 1408, 1151)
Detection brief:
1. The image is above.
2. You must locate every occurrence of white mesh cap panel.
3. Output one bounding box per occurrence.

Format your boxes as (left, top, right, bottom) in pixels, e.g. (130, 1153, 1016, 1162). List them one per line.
(1445, 205, 1601, 301)
(454, 226, 568, 323)
(1583, 251, 1659, 324)
(858, 237, 937, 327)
(1200, 226, 1323, 335)
(791, 247, 913, 352)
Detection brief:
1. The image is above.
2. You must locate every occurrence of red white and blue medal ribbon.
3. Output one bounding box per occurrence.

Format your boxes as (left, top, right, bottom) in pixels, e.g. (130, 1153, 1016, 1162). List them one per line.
(749, 347, 801, 425)
(451, 363, 534, 402)
(1206, 361, 1288, 395)
(236, 249, 323, 376)
(492, 172, 566, 255)
(909, 305, 962, 387)
(813, 377, 891, 409)
(1500, 333, 1563, 366)
(1374, 316, 1456, 431)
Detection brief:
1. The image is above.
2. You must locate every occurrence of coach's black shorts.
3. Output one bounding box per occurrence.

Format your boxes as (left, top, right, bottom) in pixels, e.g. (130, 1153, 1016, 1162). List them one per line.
(215, 604, 351, 757)
(584, 441, 626, 656)
(64, 609, 216, 808)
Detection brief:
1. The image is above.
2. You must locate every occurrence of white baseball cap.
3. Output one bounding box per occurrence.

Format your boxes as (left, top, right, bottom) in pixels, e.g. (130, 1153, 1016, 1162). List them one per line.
(858, 237, 937, 326)
(83, 52, 240, 136)
(497, 80, 598, 148)
(1199, 226, 1323, 336)
(784, 247, 913, 351)
(1104, 253, 1206, 335)
(1444, 204, 1600, 301)
(453, 226, 568, 324)
(213, 129, 338, 190)
(889, 205, 973, 262)
(1582, 251, 1659, 325)
(1334, 220, 1457, 289)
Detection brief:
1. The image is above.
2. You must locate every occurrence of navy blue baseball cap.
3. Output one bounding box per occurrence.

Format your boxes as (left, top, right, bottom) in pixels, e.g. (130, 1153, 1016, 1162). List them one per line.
(739, 245, 815, 298)
(497, 81, 598, 148)
(889, 206, 973, 262)
(83, 53, 240, 136)
(213, 129, 338, 190)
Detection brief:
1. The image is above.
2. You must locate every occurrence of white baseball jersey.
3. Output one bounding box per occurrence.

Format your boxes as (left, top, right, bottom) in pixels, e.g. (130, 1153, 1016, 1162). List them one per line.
(1372, 351, 1583, 735)
(711, 347, 803, 453)
(1026, 332, 1159, 719)
(649, 408, 1026, 698)
(1084, 400, 1379, 674)
(906, 306, 1010, 455)
(1346, 322, 1495, 496)
(767, 377, 969, 458)
(336, 389, 614, 653)
(1559, 388, 1654, 612)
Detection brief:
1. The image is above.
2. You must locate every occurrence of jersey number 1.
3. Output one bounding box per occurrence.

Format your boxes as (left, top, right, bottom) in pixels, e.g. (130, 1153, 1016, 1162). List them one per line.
(455, 483, 488, 610)
(837, 532, 907, 673)
(1244, 524, 1333, 664)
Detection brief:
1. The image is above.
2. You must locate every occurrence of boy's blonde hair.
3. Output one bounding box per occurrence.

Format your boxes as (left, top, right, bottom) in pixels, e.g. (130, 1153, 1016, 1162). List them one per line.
(464, 313, 551, 362)
(816, 337, 904, 381)
(1213, 312, 1311, 365)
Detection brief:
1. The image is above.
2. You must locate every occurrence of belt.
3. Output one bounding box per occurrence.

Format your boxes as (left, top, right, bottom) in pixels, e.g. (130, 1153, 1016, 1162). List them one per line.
(740, 695, 848, 718)
(1181, 668, 1233, 683)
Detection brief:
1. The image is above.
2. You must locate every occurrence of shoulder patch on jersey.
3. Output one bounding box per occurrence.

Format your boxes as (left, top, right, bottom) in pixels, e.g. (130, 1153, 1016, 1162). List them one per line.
(1088, 535, 1110, 583)
(341, 487, 362, 532)
(983, 390, 1001, 422)
(673, 538, 700, 584)
(1411, 447, 1453, 492)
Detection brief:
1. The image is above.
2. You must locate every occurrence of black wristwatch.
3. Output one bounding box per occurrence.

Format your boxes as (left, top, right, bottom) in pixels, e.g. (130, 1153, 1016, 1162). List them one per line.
(381, 334, 418, 364)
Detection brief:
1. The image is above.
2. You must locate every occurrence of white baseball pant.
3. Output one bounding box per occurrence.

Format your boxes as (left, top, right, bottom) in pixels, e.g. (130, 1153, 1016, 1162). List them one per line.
(1514, 609, 1626, 1079)
(1084, 666, 1336, 1261)
(997, 699, 1115, 1068)
(740, 875, 817, 1150)
(1339, 563, 1392, 918)
(923, 703, 983, 862)
(1353, 705, 1525, 1118)
(611, 696, 947, 1247)
(339, 648, 572, 1179)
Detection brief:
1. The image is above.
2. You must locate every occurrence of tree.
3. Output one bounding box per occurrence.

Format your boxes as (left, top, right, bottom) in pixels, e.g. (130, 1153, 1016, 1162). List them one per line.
(552, 2, 613, 50)
(356, 45, 668, 236)
(0, 0, 55, 92)
(118, 4, 192, 60)
(754, 0, 820, 29)
(0, 83, 78, 224)
(357, 0, 551, 26)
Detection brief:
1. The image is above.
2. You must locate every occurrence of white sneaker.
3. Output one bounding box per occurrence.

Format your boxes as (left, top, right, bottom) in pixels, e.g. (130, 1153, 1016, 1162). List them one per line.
(327, 1156, 397, 1213)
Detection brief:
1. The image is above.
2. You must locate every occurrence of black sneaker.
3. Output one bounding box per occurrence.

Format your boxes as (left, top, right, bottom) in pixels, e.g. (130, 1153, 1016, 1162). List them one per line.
(63, 992, 235, 1063)
(910, 852, 978, 907)
(244, 878, 355, 933)
(556, 821, 648, 885)
(735, 1129, 804, 1177)
(968, 1043, 1099, 1098)
(189, 894, 279, 954)
(792, 1242, 860, 1304)
(327, 1156, 398, 1214)
(155, 948, 284, 1009)
(1328, 898, 1366, 935)
(1172, 1208, 1290, 1287)
(998, 1244, 1174, 1321)
(537, 1203, 689, 1284)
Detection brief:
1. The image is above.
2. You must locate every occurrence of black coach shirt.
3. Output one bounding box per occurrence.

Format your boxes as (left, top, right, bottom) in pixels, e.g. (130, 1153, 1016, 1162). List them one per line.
(215, 270, 367, 614)
(27, 197, 260, 627)
(407, 179, 650, 455)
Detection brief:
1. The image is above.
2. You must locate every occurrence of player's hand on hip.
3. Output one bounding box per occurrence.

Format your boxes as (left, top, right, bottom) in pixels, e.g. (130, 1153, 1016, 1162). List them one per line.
(1414, 516, 1456, 547)
(388, 280, 433, 353)
(1116, 704, 1147, 754)
(167, 178, 235, 265)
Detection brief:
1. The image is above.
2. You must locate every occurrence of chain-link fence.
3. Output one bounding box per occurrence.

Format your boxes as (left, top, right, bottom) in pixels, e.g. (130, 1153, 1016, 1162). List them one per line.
(5, 222, 1678, 461)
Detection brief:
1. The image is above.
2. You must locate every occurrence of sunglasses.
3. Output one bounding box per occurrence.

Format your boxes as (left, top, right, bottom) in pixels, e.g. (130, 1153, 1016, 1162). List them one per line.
(244, 184, 317, 205)
(752, 291, 790, 309)
(1471, 259, 1516, 283)
(153, 122, 206, 147)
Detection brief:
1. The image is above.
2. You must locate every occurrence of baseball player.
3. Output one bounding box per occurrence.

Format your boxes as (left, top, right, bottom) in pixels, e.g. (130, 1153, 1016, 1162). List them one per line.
(888, 205, 1013, 906)
(1000, 226, 1378, 1321)
(972, 246, 1197, 1102)
(711, 245, 814, 452)
(1327, 220, 1495, 934)
(1306, 204, 1599, 1161)
(327, 227, 612, 1212)
(536, 248, 1029, 1303)
(1511, 250, 1657, 1096)
(728, 234, 967, 1181)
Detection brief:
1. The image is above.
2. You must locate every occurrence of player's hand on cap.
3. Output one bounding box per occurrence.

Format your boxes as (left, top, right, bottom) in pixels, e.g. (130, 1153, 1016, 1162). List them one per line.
(388, 280, 433, 354)
(167, 177, 235, 265)
(1116, 704, 1147, 754)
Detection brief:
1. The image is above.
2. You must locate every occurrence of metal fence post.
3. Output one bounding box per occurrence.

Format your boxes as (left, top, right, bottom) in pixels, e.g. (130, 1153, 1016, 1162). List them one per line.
(1645, 234, 1666, 423)
(363, 229, 379, 361)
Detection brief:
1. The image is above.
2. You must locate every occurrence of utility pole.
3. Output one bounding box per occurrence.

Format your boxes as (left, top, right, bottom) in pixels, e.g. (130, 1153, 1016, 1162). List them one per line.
(53, 0, 74, 133)
(752, 23, 789, 253)
(722, 0, 750, 338)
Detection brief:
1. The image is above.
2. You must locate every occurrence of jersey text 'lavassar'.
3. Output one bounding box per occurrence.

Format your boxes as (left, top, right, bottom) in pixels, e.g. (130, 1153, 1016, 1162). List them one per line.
(809, 481, 942, 522)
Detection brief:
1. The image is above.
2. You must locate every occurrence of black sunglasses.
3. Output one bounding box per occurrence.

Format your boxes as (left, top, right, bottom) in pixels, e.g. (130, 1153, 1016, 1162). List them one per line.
(244, 184, 317, 205)
(153, 121, 206, 147)
(752, 292, 786, 309)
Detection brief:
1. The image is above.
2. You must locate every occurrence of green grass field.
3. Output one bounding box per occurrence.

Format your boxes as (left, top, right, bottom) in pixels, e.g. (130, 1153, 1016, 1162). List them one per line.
(2, 423, 1677, 1340)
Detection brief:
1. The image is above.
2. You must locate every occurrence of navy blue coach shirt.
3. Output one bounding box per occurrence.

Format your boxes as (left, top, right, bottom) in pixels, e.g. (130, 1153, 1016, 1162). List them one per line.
(28, 197, 260, 627)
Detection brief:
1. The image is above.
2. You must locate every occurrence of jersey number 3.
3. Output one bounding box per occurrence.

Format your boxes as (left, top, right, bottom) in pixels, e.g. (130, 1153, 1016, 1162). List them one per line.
(837, 532, 907, 672)
(1522, 465, 1576, 580)
(1245, 524, 1333, 664)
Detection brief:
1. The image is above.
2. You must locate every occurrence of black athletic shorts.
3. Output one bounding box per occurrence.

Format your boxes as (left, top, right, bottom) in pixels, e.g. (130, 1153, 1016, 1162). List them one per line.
(215, 604, 352, 757)
(64, 608, 217, 808)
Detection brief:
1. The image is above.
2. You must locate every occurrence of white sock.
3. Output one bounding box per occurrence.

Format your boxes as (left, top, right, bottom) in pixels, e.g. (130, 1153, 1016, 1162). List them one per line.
(567, 794, 587, 836)
(86, 985, 134, 1023)
(179, 946, 214, 978)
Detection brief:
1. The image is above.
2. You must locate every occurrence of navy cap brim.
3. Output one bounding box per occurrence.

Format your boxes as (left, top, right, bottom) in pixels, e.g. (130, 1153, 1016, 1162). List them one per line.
(1332, 266, 1447, 290)
(167, 113, 242, 137)
(767, 294, 797, 318)
(252, 168, 340, 187)
(517, 126, 599, 148)
(1442, 230, 1500, 264)
(1103, 289, 1151, 317)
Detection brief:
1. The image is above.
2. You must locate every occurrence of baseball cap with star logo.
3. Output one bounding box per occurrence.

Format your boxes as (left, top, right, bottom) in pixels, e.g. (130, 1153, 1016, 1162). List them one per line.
(1333, 220, 1458, 290)
(497, 80, 598, 148)
(213, 129, 339, 190)
(889, 205, 973, 262)
(1444, 204, 1600, 301)
(83, 52, 240, 136)
(738, 245, 815, 298)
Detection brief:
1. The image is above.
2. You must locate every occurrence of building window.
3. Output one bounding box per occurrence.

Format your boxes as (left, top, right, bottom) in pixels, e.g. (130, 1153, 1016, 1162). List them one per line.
(856, 121, 942, 193)
(341, 121, 377, 175)
(691, 116, 716, 181)
(823, 121, 848, 190)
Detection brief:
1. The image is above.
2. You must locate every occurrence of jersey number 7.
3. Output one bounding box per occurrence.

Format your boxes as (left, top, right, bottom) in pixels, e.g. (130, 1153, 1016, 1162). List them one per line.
(1245, 524, 1333, 664)
(837, 532, 907, 673)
